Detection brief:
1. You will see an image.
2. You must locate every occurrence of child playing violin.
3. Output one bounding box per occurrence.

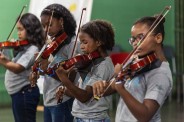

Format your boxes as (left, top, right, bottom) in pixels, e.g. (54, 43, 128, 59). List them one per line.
(92, 15, 173, 122)
(55, 19, 115, 122)
(30, 3, 80, 122)
(0, 13, 45, 122)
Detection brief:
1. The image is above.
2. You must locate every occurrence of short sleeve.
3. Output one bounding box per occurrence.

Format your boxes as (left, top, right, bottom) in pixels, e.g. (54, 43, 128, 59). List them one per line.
(87, 61, 114, 86)
(145, 72, 172, 105)
(16, 46, 38, 69)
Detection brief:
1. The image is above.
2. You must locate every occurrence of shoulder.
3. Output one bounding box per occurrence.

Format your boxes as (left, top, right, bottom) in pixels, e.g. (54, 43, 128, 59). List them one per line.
(144, 62, 173, 105)
(144, 61, 173, 92)
(25, 44, 39, 52)
(145, 61, 172, 79)
(95, 56, 114, 73)
(100, 56, 114, 67)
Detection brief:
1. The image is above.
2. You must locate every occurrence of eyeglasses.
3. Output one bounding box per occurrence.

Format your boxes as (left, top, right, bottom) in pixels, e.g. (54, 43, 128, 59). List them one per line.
(128, 33, 144, 45)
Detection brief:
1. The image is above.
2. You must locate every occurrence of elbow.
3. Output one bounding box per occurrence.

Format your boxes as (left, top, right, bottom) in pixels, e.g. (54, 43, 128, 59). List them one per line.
(77, 94, 92, 103)
(11, 69, 24, 74)
(77, 97, 90, 103)
(7, 64, 25, 74)
(137, 115, 153, 122)
(138, 118, 150, 122)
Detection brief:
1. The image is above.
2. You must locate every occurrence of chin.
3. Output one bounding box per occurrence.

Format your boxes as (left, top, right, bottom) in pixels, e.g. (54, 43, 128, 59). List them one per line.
(18, 38, 23, 41)
(137, 53, 145, 58)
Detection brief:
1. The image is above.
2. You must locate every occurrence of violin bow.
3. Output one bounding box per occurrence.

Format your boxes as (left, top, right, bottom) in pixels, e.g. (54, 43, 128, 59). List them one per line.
(56, 8, 87, 104)
(35, 8, 54, 62)
(31, 7, 54, 87)
(92, 6, 172, 101)
(71, 8, 86, 58)
(7, 5, 27, 41)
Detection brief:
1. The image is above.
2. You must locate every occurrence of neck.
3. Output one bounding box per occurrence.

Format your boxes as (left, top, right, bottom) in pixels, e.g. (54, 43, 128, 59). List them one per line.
(155, 46, 167, 62)
(51, 30, 64, 39)
(97, 47, 108, 58)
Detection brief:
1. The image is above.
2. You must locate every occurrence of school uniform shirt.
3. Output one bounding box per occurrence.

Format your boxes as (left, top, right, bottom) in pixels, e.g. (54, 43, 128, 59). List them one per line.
(115, 61, 173, 122)
(43, 37, 81, 106)
(72, 56, 114, 120)
(5, 45, 39, 95)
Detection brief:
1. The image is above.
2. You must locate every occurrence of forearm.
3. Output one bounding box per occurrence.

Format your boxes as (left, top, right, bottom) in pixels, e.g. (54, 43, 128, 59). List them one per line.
(1, 60, 24, 74)
(64, 88, 74, 97)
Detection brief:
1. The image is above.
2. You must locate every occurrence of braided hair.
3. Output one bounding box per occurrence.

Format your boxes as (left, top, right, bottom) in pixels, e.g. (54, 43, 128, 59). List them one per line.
(41, 3, 76, 37)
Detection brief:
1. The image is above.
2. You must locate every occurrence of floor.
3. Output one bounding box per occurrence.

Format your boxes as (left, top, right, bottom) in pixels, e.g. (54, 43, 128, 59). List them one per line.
(0, 100, 184, 122)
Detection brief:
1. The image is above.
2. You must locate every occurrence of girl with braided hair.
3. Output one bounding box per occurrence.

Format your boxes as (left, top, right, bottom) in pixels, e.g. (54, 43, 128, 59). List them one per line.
(31, 3, 80, 122)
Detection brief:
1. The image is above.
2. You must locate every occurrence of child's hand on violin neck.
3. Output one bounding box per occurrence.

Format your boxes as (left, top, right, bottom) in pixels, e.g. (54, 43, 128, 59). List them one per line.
(29, 71, 39, 87)
(39, 59, 49, 71)
(114, 63, 123, 75)
(34, 52, 39, 59)
(55, 63, 74, 78)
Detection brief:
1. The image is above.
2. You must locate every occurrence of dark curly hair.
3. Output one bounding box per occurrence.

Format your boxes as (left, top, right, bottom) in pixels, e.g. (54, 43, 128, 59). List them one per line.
(41, 3, 76, 37)
(19, 13, 45, 50)
(133, 15, 165, 41)
(80, 19, 115, 51)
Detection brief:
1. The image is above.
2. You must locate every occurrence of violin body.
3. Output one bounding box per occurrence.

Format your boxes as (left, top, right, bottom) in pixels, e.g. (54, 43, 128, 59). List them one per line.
(31, 32, 68, 87)
(64, 51, 100, 69)
(116, 53, 157, 81)
(0, 40, 29, 49)
(130, 53, 157, 71)
(41, 32, 67, 59)
(46, 51, 100, 75)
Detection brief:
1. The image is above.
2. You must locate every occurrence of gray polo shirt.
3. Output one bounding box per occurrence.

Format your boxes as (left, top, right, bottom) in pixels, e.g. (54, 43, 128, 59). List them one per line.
(5, 45, 39, 95)
(72, 57, 114, 120)
(115, 62, 173, 122)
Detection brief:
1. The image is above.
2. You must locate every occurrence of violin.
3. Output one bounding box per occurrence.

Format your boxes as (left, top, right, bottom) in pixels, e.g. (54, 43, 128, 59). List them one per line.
(55, 8, 87, 104)
(30, 7, 67, 87)
(116, 53, 157, 81)
(31, 32, 68, 73)
(36, 32, 68, 61)
(53, 51, 100, 104)
(1, 5, 28, 50)
(46, 51, 100, 75)
(0, 40, 29, 49)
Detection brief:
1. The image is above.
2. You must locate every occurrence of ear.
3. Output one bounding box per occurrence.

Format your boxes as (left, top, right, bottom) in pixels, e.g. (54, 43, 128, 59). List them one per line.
(155, 33, 163, 44)
(96, 41, 102, 47)
(59, 18, 64, 25)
